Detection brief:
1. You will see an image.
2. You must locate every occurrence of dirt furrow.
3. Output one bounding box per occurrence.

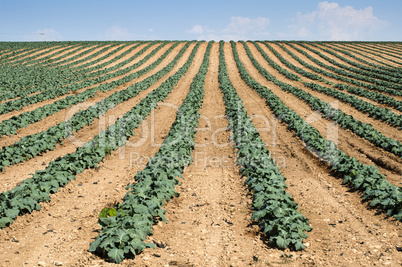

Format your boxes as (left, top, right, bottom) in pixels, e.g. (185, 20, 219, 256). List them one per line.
(245, 43, 402, 138)
(26, 45, 97, 67)
(98, 43, 154, 71)
(270, 42, 348, 85)
(0, 44, 147, 106)
(359, 44, 402, 63)
(91, 43, 166, 77)
(8, 45, 63, 63)
(0, 43, 195, 192)
(278, 42, 402, 102)
(132, 42, 270, 267)
(81, 43, 147, 74)
(314, 43, 390, 69)
(234, 43, 402, 186)
(339, 43, 402, 68)
(0, 42, 176, 130)
(65, 44, 125, 68)
(0, 42, 208, 267)
(302, 43, 401, 85)
(330, 43, 396, 67)
(224, 42, 402, 266)
(290, 43, 387, 88)
(250, 42, 402, 115)
(48, 45, 107, 66)
(372, 43, 402, 53)
(27, 45, 83, 63)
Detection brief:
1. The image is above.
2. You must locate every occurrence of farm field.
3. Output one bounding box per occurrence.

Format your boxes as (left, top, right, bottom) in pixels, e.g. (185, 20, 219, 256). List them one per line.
(0, 40, 401, 266)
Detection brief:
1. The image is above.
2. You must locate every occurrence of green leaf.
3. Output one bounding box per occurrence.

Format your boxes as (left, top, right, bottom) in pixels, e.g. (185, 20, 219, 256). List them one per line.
(276, 236, 287, 249)
(108, 248, 125, 263)
(5, 208, 20, 219)
(88, 238, 101, 252)
(0, 217, 14, 228)
(99, 208, 117, 218)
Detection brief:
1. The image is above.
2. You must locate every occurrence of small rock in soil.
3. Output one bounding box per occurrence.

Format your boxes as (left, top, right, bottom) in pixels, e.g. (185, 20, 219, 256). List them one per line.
(54, 261, 63, 266)
(153, 240, 167, 248)
(38, 261, 46, 267)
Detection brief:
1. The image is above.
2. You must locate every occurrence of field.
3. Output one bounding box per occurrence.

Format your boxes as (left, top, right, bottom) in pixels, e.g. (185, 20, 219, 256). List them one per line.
(0, 40, 401, 266)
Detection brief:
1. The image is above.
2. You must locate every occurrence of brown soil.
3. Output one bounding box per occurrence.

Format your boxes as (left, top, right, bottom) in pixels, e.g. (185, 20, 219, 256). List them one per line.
(27, 46, 82, 63)
(28, 45, 97, 66)
(247, 43, 402, 115)
(277, 42, 402, 102)
(50, 45, 113, 67)
(223, 42, 402, 266)
(289, 43, 384, 88)
(0, 43, 193, 191)
(249, 42, 402, 116)
(7, 46, 63, 63)
(0, 44, 147, 106)
(359, 44, 402, 63)
(0, 42, 401, 267)
(328, 43, 394, 67)
(67, 44, 126, 68)
(302, 43, 401, 87)
(314, 43, 385, 69)
(235, 42, 402, 186)
(0, 42, 176, 124)
(338, 43, 402, 68)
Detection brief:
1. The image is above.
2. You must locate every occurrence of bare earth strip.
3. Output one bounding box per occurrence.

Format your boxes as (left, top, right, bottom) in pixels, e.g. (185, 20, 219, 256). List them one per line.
(224, 42, 402, 266)
(333, 43, 400, 67)
(244, 43, 402, 141)
(0, 43, 192, 193)
(314, 43, 379, 69)
(250, 42, 402, 116)
(0, 42, 400, 267)
(278, 43, 402, 102)
(236, 43, 402, 186)
(272, 43, 352, 86)
(302, 43, 401, 85)
(339, 43, 402, 68)
(25, 46, 83, 64)
(372, 43, 402, 54)
(133, 42, 273, 267)
(0, 43, 207, 267)
(0, 42, 173, 126)
(7, 46, 63, 63)
(47, 45, 106, 65)
(359, 44, 402, 63)
(329, 43, 397, 67)
(290, 43, 390, 88)
(0, 43, 148, 106)
(65, 44, 126, 68)
(24, 45, 96, 67)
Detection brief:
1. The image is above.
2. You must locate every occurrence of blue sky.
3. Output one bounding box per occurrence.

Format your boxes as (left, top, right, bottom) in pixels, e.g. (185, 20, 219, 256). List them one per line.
(1, 0, 401, 41)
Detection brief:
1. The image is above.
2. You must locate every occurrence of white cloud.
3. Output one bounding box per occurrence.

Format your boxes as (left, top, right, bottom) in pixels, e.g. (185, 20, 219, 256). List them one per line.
(289, 1, 387, 40)
(186, 16, 270, 41)
(224, 17, 270, 37)
(187, 25, 204, 35)
(186, 24, 216, 37)
(102, 25, 158, 40)
(104, 25, 134, 40)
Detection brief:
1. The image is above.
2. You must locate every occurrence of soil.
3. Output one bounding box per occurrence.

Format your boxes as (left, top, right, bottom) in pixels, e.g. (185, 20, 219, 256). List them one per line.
(337, 43, 401, 68)
(0, 42, 401, 267)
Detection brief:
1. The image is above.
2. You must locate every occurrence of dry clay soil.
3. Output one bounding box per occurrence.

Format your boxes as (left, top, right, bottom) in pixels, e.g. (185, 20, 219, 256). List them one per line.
(0, 42, 401, 267)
